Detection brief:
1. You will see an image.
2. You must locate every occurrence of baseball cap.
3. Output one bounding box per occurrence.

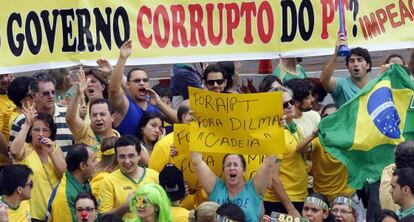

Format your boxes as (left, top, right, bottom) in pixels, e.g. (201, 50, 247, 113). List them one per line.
(159, 164, 185, 202)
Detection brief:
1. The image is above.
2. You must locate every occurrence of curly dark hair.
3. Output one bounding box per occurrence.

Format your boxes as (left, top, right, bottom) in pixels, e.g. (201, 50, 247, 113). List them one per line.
(346, 47, 372, 72)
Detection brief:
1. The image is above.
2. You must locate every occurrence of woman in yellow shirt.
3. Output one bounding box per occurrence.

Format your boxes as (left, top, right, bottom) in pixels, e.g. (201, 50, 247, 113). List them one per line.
(9, 105, 67, 222)
(263, 86, 308, 217)
(90, 137, 119, 198)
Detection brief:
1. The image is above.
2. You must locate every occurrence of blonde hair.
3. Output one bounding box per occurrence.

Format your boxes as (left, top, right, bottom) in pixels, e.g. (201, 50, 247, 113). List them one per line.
(96, 137, 118, 173)
(189, 201, 219, 222)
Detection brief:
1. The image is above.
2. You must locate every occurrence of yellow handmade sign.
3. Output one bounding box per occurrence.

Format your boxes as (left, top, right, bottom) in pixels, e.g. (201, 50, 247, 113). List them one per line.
(188, 87, 285, 155)
(172, 124, 268, 189)
(1, 0, 413, 73)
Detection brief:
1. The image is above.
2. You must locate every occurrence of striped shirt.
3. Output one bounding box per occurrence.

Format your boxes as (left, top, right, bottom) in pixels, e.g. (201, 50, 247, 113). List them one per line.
(9, 104, 73, 153)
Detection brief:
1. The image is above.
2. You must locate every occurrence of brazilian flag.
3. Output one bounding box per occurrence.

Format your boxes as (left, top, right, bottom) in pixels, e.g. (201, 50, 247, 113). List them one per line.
(319, 65, 414, 189)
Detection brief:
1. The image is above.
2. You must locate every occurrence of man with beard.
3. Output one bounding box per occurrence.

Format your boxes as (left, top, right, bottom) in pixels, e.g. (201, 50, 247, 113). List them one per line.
(285, 78, 320, 138)
(320, 36, 372, 108)
(9, 73, 73, 153)
(66, 68, 119, 150)
(109, 40, 177, 136)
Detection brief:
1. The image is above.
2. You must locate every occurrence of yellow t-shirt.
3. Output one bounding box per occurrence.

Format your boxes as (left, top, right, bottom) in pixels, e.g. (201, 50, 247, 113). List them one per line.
(90, 171, 110, 199)
(148, 133, 173, 172)
(311, 139, 354, 201)
(171, 206, 190, 222)
(148, 133, 206, 209)
(264, 129, 308, 202)
(17, 143, 60, 220)
(0, 95, 17, 140)
(0, 109, 18, 166)
(99, 168, 159, 221)
(0, 199, 31, 222)
(73, 121, 120, 158)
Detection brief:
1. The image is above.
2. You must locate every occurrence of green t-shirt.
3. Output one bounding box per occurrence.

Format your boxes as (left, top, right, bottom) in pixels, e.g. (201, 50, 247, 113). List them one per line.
(331, 77, 364, 108)
(273, 65, 307, 84)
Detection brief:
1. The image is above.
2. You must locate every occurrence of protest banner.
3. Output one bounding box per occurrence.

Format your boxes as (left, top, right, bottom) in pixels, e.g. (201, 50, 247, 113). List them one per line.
(188, 87, 285, 155)
(1, 0, 413, 73)
(172, 123, 268, 189)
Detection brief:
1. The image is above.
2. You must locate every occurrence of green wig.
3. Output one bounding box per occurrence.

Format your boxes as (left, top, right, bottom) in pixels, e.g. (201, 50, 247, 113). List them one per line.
(128, 183, 172, 222)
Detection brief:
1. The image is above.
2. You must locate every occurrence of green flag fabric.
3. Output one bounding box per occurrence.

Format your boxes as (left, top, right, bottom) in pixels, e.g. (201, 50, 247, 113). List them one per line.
(319, 65, 414, 189)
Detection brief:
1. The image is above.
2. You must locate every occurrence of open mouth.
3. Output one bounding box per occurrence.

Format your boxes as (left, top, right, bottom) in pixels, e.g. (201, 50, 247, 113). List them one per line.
(353, 68, 360, 73)
(88, 88, 95, 94)
(229, 173, 237, 179)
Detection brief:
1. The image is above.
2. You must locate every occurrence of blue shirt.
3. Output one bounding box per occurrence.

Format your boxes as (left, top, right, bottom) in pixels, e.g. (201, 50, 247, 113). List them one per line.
(332, 77, 362, 108)
(209, 179, 262, 222)
(115, 96, 159, 136)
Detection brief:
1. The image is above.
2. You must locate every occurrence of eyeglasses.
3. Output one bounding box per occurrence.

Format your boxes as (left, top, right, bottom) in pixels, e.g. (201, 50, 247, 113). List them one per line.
(130, 78, 150, 83)
(41, 90, 55, 97)
(331, 208, 353, 215)
(76, 207, 96, 213)
(25, 181, 34, 189)
(283, 99, 295, 109)
(205, 79, 225, 86)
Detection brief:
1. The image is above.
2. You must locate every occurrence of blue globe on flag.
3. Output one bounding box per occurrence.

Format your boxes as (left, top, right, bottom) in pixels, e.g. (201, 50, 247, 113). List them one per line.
(367, 87, 401, 139)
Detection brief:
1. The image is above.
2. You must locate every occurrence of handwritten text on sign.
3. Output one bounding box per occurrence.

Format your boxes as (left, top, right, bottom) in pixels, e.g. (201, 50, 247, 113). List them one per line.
(173, 124, 267, 189)
(189, 87, 285, 155)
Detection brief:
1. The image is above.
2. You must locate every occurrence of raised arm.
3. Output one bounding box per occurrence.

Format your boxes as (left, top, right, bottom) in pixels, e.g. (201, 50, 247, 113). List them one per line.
(320, 36, 347, 92)
(253, 155, 276, 195)
(146, 88, 178, 123)
(296, 129, 318, 153)
(66, 67, 87, 133)
(109, 40, 132, 118)
(270, 162, 301, 218)
(9, 103, 35, 161)
(190, 151, 217, 194)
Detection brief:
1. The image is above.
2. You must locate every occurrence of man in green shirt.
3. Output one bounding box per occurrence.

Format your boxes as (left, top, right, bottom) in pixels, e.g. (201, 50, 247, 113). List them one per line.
(48, 144, 98, 222)
(320, 36, 372, 108)
(391, 167, 414, 219)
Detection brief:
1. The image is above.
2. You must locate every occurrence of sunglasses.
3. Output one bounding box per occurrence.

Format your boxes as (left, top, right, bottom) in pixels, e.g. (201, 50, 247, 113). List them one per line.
(41, 90, 55, 97)
(25, 181, 34, 189)
(205, 79, 225, 86)
(135, 196, 150, 208)
(283, 99, 295, 109)
(130, 78, 150, 83)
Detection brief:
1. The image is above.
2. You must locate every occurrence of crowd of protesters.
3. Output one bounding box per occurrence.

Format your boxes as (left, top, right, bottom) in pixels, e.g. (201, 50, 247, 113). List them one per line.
(0, 36, 413, 222)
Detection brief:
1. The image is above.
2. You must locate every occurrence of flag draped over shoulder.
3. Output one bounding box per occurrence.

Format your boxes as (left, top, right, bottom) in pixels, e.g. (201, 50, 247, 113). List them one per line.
(319, 65, 414, 189)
